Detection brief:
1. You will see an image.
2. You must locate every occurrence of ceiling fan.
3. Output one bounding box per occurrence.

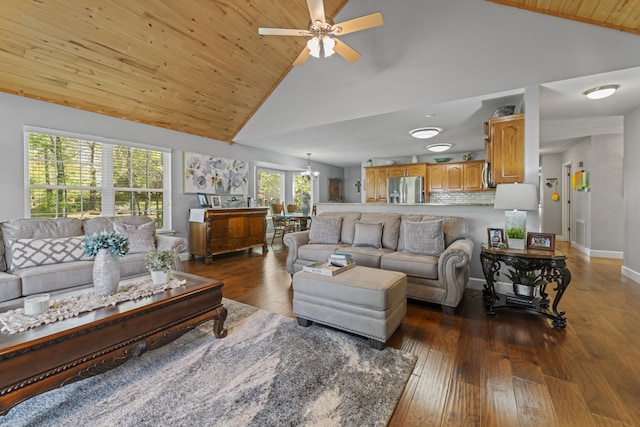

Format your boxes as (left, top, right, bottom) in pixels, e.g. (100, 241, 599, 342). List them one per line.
(258, 0, 383, 65)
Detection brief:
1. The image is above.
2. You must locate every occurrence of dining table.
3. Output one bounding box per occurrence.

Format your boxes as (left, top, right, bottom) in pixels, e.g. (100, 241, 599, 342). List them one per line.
(275, 213, 311, 231)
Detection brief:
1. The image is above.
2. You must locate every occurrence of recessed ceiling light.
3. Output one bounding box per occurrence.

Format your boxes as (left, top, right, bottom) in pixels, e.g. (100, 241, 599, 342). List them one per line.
(426, 143, 452, 152)
(409, 127, 441, 139)
(583, 85, 619, 100)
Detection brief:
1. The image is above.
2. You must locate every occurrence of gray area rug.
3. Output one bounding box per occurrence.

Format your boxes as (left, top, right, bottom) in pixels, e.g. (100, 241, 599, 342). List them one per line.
(1, 299, 417, 426)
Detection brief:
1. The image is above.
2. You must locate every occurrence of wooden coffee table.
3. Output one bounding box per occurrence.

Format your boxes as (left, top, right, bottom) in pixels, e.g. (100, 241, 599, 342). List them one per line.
(0, 271, 226, 416)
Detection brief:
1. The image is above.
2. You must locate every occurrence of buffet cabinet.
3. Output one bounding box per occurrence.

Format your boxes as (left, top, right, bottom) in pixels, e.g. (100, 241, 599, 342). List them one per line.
(189, 208, 268, 264)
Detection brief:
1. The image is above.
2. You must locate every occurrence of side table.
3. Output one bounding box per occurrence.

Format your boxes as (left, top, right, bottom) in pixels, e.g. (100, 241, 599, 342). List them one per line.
(480, 244, 571, 328)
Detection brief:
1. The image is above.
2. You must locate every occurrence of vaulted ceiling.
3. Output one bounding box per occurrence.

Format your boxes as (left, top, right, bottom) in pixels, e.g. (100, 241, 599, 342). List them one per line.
(1, 0, 640, 165)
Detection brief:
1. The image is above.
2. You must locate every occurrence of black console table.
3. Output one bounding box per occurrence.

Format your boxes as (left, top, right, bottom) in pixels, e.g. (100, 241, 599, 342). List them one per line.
(480, 245, 571, 328)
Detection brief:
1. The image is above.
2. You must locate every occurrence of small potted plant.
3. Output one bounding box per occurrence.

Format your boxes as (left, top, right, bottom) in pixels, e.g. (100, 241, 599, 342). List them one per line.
(144, 249, 177, 285)
(83, 232, 130, 296)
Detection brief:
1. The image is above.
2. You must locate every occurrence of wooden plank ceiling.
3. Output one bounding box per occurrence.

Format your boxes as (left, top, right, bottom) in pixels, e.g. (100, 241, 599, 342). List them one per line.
(0, 0, 346, 143)
(487, 0, 640, 36)
(0, 1, 638, 146)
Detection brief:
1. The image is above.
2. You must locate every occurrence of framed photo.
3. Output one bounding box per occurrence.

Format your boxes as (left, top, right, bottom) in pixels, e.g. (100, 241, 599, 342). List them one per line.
(487, 227, 506, 248)
(526, 232, 556, 251)
(196, 193, 211, 208)
(211, 195, 222, 208)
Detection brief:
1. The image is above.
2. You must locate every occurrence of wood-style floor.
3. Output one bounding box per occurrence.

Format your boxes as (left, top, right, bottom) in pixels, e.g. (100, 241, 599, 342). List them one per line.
(183, 240, 640, 426)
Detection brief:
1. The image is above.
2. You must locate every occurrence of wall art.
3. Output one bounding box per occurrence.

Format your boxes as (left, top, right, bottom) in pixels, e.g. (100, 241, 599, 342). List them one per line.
(184, 152, 249, 195)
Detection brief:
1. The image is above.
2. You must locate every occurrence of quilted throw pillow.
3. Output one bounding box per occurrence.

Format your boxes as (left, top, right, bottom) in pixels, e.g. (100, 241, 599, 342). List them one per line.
(113, 221, 156, 254)
(9, 236, 89, 271)
(404, 220, 445, 256)
(352, 221, 384, 249)
(309, 216, 343, 244)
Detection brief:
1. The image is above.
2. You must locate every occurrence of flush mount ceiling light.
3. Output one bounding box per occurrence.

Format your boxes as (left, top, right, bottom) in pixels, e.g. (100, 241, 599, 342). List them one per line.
(583, 85, 619, 100)
(409, 127, 441, 139)
(426, 143, 452, 153)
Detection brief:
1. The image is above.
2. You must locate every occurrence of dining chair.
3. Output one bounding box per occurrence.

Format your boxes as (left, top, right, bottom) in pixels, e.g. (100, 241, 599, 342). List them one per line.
(271, 215, 296, 245)
(271, 203, 284, 216)
(286, 204, 298, 214)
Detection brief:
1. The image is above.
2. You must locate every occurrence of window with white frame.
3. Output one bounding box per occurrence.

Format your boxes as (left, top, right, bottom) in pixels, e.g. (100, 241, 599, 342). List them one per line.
(24, 127, 172, 230)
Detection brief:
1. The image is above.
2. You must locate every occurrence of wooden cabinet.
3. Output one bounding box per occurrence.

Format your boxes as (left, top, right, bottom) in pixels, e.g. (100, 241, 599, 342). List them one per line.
(485, 113, 524, 184)
(365, 166, 389, 203)
(189, 208, 268, 263)
(428, 160, 486, 192)
(388, 163, 427, 178)
(428, 163, 463, 192)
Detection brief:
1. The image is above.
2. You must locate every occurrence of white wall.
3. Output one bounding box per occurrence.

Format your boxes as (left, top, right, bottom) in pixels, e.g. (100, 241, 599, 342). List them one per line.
(623, 106, 640, 282)
(0, 92, 343, 242)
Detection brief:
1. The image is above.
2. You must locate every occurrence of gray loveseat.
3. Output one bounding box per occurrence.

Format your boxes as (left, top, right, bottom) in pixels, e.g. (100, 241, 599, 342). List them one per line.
(283, 211, 473, 313)
(0, 216, 187, 303)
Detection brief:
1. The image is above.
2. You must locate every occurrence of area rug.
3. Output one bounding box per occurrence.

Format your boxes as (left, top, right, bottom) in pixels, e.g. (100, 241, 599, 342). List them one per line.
(1, 299, 417, 427)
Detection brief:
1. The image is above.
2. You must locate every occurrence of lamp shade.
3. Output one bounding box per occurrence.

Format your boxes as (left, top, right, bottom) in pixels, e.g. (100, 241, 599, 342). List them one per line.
(493, 183, 538, 211)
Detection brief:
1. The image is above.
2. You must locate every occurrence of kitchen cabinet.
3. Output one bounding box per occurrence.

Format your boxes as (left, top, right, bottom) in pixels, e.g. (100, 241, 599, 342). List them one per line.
(189, 208, 268, 263)
(485, 113, 524, 184)
(428, 160, 486, 192)
(365, 166, 389, 203)
(428, 163, 463, 192)
(388, 163, 427, 178)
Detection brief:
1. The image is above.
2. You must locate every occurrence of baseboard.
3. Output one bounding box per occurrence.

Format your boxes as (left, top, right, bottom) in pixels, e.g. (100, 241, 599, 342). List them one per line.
(180, 252, 191, 262)
(621, 266, 640, 284)
(467, 277, 485, 290)
(590, 249, 623, 259)
(571, 242, 590, 256)
(467, 277, 514, 295)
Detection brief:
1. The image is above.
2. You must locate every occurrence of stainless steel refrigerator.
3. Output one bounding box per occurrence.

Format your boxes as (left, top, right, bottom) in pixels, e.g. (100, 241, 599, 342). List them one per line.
(387, 176, 425, 204)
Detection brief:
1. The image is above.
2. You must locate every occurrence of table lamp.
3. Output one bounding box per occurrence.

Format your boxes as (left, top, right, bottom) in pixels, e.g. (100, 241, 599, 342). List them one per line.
(493, 183, 538, 249)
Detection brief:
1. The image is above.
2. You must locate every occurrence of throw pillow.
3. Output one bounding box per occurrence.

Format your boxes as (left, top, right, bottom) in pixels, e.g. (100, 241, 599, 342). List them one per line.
(9, 236, 89, 271)
(352, 221, 384, 249)
(308, 216, 343, 244)
(404, 220, 445, 256)
(113, 221, 156, 253)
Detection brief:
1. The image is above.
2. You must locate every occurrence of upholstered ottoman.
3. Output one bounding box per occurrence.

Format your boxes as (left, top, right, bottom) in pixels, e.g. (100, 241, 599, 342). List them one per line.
(292, 266, 407, 350)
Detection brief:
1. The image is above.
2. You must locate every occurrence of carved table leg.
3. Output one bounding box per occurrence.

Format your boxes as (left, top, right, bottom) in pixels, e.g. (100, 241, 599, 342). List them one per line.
(212, 305, 228, 338)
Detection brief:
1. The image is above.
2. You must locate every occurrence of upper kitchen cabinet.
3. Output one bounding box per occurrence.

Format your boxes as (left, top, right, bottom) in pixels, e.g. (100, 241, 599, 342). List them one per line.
(428, 163, 463, 192)
(388, 163, 427, 178)
(365, 166, 389, 203)
(485, 113, 524, 185)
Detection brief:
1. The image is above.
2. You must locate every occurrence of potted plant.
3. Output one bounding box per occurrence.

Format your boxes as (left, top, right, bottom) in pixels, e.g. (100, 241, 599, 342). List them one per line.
(506, 227, 526, 250)
(83, 232, 130, 296)
(144, 249, 177, 285)
(505, 268, 546, 298)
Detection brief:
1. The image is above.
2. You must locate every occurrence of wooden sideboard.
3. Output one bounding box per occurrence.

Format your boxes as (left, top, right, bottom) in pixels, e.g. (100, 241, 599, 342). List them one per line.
(189, 207, 268, 263)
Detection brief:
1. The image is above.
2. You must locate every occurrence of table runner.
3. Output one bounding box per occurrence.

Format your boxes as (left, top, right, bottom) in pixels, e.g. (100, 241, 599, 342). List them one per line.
(0, 277, 187, 334)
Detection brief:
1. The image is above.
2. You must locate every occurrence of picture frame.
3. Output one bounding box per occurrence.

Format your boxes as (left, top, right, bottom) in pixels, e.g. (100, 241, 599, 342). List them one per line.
(196, 193, 211, 208)
(526, 232, 556, 251)
(487, 227, 506, 248)
(211, 195, 222, 208)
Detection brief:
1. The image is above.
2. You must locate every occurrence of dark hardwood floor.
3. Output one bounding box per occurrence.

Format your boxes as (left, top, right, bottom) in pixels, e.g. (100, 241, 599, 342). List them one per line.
(183, 240, 640, 426)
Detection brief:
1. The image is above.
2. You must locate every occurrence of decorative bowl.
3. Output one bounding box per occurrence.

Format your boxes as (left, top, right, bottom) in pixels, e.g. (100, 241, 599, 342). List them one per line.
(434, 157, 451, 163)
(491, 105, 516, 117)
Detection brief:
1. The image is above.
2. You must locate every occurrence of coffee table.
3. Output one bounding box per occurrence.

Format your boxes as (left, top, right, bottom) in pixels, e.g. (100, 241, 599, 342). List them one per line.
(0, 271, 226, 416)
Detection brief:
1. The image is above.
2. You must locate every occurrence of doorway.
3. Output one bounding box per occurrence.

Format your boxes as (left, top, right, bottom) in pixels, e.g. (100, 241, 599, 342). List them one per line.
(561, 162, 572, 242)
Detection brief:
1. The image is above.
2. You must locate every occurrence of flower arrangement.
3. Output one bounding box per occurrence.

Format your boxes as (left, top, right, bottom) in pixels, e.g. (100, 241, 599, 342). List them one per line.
(144, 249, 176, 273)
(83, 232, 130, 258)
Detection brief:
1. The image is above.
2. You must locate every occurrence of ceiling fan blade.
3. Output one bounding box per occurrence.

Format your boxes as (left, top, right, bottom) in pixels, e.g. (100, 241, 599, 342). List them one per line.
(307, 0, 326, 25)
(293, 48, 311, 66)
(258, 27, 310, 36)
(333, 38, 361, 63)
(332, 12, 383, 36)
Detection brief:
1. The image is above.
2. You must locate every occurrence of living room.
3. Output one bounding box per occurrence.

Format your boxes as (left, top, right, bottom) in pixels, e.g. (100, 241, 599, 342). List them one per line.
(1, 0, 640, 425)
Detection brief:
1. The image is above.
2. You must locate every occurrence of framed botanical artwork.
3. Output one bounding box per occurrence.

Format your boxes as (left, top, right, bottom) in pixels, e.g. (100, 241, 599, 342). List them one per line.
(487, 227, 506, 248)
(184, 152, 249, 195)
(196, 193, 211, 208)
(526, 232, 555, 251)
(211, 195, 222, 208)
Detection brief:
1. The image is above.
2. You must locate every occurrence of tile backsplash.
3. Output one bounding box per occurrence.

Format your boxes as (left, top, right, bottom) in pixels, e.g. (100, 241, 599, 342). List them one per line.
(428, 191, 495, 204)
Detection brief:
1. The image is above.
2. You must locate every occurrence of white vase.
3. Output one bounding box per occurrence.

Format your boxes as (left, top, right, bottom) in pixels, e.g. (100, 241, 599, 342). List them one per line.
(93, 248, 121, 296)
(151, 270, 170, 285)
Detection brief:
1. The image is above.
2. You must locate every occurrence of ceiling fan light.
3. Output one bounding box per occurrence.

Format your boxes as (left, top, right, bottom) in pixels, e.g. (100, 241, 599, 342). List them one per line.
(426, 143, 452, 153)
(584, 84, 619, 100)
(409, 127, 441, 139)
(322, 36, 335, 57)
(307, 37, 320, 58)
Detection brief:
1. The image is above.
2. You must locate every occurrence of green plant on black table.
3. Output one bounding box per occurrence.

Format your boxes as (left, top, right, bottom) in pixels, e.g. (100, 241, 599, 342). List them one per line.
(505, 268, 546, 287)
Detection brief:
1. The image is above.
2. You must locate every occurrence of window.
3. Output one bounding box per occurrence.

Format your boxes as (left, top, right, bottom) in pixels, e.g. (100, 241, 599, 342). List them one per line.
(25, 128, 172, 230)
(257, 169, 284, 215)
(293, 174, 312, 211)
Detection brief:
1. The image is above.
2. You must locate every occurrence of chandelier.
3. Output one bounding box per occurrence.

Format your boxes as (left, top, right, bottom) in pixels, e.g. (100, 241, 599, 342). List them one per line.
(306, 20, 336, 58)
(301, 153, 320, 181)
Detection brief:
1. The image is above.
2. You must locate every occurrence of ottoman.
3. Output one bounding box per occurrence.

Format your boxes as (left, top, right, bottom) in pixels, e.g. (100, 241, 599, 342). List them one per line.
(292, 266, 407, 350)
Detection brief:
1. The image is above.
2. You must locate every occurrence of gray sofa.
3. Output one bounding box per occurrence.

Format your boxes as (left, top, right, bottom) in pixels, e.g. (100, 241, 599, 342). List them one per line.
(283, 211, 473, 313)
(0, 216, 187, 303)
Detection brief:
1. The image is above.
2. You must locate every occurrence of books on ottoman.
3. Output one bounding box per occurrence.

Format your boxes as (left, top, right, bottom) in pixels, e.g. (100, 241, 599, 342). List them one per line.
(303, 261, 356, 276)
